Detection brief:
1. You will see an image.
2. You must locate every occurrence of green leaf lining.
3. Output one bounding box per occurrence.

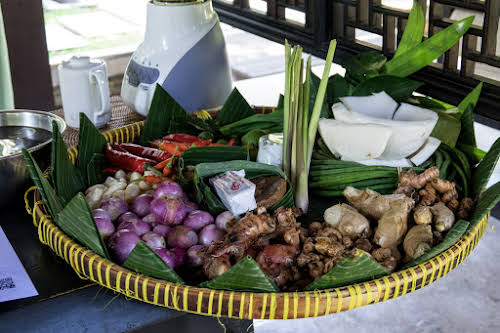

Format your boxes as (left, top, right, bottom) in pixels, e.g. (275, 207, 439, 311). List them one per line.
(51, 121, 85, 204)
(76, 113, 107, 185)
(471, 137, 500, 196)
(22, 148, 63, 218)
(199, 256, 278, 292)
(87, 153, 108, 186)
(457, 82, 483, 118)
(180, 146, 249, 166)
(430, 111, 461, 148)
(468, 182, 500, 232)
(404, 220, 470, 268)
(123, 241, 184, 284)
(305, 250, 389, 290)
(56, 193, 110, 259)
(215, 88, 255, 126)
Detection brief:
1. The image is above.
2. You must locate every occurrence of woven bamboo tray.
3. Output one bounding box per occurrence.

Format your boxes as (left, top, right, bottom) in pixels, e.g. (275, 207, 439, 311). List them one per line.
(25, 118, 489, 320)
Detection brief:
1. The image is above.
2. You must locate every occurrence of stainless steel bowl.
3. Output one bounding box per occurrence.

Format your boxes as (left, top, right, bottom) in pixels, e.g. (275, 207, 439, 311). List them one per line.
(0, 110, 66, 207)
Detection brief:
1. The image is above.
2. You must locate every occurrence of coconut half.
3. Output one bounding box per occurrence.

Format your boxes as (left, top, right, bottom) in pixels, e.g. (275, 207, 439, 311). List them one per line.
(343, 157, 413, 167)
(340, 91, 398, 119)
(318, 119, 392, 161)
(409, 137, 441, 166)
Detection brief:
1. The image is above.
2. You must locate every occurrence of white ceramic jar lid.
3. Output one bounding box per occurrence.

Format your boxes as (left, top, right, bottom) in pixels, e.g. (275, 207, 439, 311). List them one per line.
(60, 56, 103, 70)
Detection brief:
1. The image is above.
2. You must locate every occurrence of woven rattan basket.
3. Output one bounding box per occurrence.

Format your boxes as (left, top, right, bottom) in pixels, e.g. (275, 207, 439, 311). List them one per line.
(25, 118, 489, 320)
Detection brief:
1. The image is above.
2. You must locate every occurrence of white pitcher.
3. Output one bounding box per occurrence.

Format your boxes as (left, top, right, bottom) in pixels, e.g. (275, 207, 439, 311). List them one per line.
(58, 56, 111, 128)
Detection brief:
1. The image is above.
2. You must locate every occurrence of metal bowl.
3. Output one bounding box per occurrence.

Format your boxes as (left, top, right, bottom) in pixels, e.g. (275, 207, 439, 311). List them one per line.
(0, 110, 66, 207)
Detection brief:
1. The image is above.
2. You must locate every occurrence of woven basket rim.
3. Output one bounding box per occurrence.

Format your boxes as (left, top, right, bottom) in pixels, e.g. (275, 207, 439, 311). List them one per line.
(28, 117, 489, 319)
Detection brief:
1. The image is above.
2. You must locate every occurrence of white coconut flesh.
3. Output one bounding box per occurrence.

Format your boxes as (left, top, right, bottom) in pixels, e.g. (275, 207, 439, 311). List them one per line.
(340, 91, 398, 119)
(318, 119, 392, 161)
(331, 97, 439, 160)
(409, 137, 441, 166)
(343, 157, 413, 167)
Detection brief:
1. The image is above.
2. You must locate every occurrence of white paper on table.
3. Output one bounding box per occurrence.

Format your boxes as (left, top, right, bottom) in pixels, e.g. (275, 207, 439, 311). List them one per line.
(0, 226, 38, 302)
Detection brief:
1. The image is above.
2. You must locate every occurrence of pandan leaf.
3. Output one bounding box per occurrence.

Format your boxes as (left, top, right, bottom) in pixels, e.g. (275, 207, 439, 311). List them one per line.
(219, 108, 284, 137)
(76, 113, 107, 185)
(407, 96, 451, 111)
(471, 137, 500, 196)
(310, 73, 330, 118)
(56, 193, 110, 259)
(394, 1, 425, 58)
(327, 74, 350, 105)
(305, 250, 389, 290)
(468, 182, 500, 232)
(180, 146, 249, 166)
(457, 104, 476, 147)
(430, 111, 461, 148)
(87, 153, 108, 186)
(457, 82, 483, 118)
(343, 51, 387, 83)
(199, 256, 278, 292)
(384, 17, 474, 77)
(22, 148, 63, 218)
(51, 121, 85, 204)
(404, 220, 470, 268)
(457, 143, 486, 164)
(352, 76, 424, 102)
(123, 241, 183, 284)
(215, 88, 255, 126)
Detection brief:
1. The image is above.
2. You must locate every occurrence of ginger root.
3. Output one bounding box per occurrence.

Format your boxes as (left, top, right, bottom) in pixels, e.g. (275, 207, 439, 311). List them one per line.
(323, 203, 370, 239)
(403, 225, 433, 260)
(344, 186, 412, 221)
(413, 205, 432, 225)
(374, 199, 414, 248)
(430, 202, 455, 232)
(431, 179, 458, 203)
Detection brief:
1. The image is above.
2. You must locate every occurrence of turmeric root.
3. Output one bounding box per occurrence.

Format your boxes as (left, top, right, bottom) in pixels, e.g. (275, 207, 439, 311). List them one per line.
(323, 203, 370, 239)
(374, 199, 414, 248)
(403, 225, 433, 260)
(431, 179, 458, 203)
(419, 183, 437, 206)
(344, 186, 412, 221)
(395, 167, 440, 195)
(457, 198, 474, 220)
(430, 202, 455, 232)
(413, 205, 432, 225)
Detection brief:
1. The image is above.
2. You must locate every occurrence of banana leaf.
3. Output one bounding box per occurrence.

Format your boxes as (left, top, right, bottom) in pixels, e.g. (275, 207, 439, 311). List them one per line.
(471, 137, 500, 196)
(403, 220, 469, 268)
(199, 256, 278, 292)
(352, 75, 423, 102)
(457, 82, 483, 119)
(393, 1, 425, 58)
(430, 111, 461, 148)
(22, 148, 63, 218)
(87, 153, 108, 186)
(327, 74, 350, 105)
(305, 250, 389, 290)
(123, 241, 183, 284)
(384, 16, 474, 78)
(56, 193, 110, 259)
(51, 121, 85, 204)
(215, 88, 255, 126)
(76, 113, 107, 185)
(180, 146, 249, 167)
(468, 182, 500, 232)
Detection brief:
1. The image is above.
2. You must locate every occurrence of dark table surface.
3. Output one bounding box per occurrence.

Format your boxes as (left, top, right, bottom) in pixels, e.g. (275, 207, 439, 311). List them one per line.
(0, 190, 251, 332)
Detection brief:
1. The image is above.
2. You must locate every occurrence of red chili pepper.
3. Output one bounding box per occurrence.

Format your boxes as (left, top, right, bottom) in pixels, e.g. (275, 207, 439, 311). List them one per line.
(113, 144, 128, 153)
(228, 138, 235, 146)
(154, 156, 176, 170)
(105, 143, 155, 173)
(120, 143, 171, 163)
(145, 175, 173, 184)
(163, 134, 211, 145)
(158, 141, 190, 155)
(102, 167, 121, 175)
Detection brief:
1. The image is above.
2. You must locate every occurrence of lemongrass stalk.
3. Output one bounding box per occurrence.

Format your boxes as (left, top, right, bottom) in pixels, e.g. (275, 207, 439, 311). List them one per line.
(283, 40, 292, 179)
(290, 47, 302, 189)
(306, 40, 337, 166)
(294, 56, 311, 212)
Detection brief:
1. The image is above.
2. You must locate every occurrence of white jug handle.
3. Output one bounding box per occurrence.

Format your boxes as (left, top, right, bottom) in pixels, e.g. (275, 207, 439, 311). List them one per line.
(89, 69, 110, 122)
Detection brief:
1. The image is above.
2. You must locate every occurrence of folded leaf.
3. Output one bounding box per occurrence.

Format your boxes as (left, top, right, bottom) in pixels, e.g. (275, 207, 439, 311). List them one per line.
(457, 104, 476, 147)
(352, 75, 423, 102)
(22, 148, 63, 218)
(77, 113, 107, 185)
(215, 88, 255, 126)
(468, 182, 500, 232)
(87, 153, 108, 186)
(56, 193, 110, 259)
(471, 137, 500, 196)
(430, 111, 461, 148)
(219, 109, 284, 137)
(199, 256, 278, 292)
(305, 249, 388, 290)
(123, 241, 183, 284)
(384, 17, 474, 77)
(457, 82, 483, 118)
(51, 121, 85, 204)
(327, 74, 350, 105)
(404, 220, 470, 268)
(393, 0, 425, 58)
(180, 146, 249, 166)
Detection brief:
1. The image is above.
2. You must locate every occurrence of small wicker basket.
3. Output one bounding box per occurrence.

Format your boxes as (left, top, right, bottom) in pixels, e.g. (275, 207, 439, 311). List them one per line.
(25, 118, 489, 320)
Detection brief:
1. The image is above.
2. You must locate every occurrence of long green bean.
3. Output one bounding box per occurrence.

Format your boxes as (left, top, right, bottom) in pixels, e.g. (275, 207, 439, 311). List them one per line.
(439, 149, 451, 179)
(310, 177, 398, 191)
(452, 161, 468, 197)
